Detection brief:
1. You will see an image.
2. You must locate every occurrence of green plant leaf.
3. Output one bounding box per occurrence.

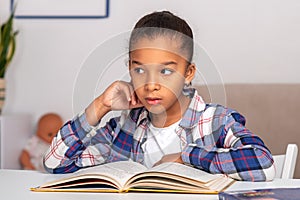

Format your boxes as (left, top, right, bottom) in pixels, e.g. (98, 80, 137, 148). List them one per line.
(0, 8, 18, 78)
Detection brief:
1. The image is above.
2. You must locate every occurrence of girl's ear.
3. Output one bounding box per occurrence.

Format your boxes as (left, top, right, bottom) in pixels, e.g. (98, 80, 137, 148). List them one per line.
(185, 63, 196, 84)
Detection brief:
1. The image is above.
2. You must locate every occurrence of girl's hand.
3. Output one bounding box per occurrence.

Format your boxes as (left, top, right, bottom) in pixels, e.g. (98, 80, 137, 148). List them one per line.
(152, 153, 184, 167)
(100, 81, 143, 110)
(86, 81, 143, 126)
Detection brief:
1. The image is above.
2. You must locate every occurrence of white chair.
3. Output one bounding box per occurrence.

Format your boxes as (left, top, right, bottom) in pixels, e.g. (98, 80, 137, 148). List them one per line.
(273, 144, 298, 179)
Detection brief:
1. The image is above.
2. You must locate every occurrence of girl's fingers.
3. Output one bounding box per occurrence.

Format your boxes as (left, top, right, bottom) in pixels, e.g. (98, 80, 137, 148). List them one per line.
(109, 80, 143, 110)
(124, 83, 134, 103)
(119, 81, 136, 106)
(128, 84, 137, 105)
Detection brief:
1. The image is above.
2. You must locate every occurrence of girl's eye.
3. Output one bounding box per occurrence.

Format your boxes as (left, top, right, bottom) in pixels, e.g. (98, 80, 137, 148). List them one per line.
(161, 68, 173, 75)
(134, 68, 145, 74)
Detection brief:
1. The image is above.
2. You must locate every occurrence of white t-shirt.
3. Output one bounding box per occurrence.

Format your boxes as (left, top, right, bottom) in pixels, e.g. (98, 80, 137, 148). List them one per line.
(141, 120, 182, 168)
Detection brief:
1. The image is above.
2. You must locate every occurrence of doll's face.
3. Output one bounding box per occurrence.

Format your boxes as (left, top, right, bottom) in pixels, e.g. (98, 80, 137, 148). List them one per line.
(36, 114, 63, 144)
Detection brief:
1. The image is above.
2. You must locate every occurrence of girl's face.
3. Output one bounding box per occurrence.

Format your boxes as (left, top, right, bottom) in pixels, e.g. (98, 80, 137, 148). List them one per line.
(129, 36, 195, 116)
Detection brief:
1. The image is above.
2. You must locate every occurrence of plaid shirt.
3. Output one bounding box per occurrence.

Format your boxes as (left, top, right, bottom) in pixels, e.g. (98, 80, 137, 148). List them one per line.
(44, 89, 275, 181)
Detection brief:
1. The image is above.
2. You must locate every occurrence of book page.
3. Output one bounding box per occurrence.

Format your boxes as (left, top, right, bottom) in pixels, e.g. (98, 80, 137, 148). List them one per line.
(125, 162, 233, 193)
(205, 176, 234, 191)
(73, 160, 147, 186)
(40, 160, 147, 189)
(148, 162, 221, 183)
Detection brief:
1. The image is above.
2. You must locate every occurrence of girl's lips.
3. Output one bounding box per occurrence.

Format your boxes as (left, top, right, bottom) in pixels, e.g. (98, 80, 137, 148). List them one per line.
(145, 97, 162, 105)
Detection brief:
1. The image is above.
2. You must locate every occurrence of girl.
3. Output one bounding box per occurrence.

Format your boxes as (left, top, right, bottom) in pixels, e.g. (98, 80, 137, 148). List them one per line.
(44, 11, 275, 181)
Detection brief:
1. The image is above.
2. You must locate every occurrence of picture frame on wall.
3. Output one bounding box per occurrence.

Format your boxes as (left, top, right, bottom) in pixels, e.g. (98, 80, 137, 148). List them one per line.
(11, 0, 110, 19)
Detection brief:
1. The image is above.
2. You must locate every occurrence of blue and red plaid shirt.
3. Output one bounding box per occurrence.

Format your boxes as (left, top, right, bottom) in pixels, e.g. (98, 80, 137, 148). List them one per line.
(44, 89, 275, 181)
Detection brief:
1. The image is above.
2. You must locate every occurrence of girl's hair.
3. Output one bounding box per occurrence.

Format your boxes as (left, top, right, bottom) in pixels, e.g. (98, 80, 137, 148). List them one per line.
(129, 11, 194, 62)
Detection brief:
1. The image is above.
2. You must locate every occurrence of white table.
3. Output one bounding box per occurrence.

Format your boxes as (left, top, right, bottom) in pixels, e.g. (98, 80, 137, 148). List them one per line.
(1, 169, 300, 200)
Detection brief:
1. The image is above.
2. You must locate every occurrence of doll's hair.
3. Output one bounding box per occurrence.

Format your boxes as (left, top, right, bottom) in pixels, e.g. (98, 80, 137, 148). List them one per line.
(129, 11, 194, 62)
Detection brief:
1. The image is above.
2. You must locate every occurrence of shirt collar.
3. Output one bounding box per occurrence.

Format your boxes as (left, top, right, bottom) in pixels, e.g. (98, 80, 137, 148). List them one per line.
(179, 89, 206, 128)
(136, 107, 150, 126)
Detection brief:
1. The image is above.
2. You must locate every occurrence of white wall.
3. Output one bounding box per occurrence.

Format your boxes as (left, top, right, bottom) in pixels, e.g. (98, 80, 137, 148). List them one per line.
(1, 0, 300, 125)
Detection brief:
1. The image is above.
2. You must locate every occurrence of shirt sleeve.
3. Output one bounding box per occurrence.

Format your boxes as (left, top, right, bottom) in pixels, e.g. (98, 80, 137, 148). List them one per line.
(43, 110, 121, 174)
(181, 109, 275, 181)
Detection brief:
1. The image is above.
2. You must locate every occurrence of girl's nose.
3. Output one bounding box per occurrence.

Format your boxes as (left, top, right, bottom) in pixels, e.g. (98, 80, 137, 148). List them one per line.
(144, 73, 161, 91)
(144, 81, 161, 91)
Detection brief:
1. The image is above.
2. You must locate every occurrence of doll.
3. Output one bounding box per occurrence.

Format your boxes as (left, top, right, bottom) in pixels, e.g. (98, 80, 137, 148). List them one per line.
(19, 113, 63, 172)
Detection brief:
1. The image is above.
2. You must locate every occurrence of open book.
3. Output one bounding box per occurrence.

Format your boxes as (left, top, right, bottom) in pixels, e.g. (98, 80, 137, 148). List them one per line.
(31, 161, 235, 194)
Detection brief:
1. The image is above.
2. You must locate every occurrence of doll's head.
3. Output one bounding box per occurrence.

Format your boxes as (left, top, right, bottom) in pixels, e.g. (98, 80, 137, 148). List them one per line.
(36, 113, 63, 144)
